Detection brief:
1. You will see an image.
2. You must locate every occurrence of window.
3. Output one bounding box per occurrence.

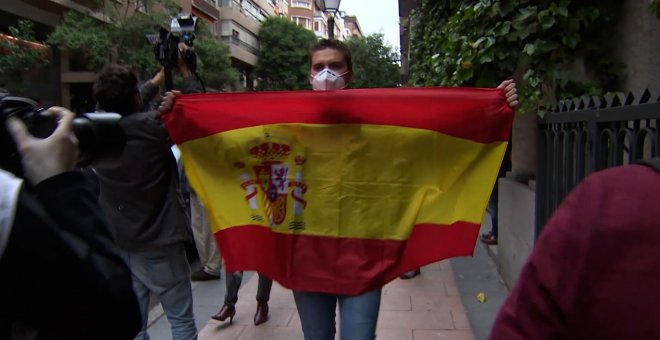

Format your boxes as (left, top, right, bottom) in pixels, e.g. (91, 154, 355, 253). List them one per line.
(242, 0, 268, 23)
(314, 22, 319, 31)
(292, 16, 312, 29)
(292, 0, 311, 9)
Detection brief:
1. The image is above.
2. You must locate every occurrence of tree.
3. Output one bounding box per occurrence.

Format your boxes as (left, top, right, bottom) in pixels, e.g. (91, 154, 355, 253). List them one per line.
(47, 0, 237, 89)
(48, 0, 177, 72)
(345, 33, 401, 88)
(194, 36, 240, 91)
(409, 0, 625, 113)
(254, 17, 318, 91)
(0, 20, 50, 94)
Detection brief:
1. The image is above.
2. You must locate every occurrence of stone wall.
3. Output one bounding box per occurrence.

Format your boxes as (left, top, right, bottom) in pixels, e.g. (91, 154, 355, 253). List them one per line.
(496, 177, 536, 288)
(611, 1, 660, 94)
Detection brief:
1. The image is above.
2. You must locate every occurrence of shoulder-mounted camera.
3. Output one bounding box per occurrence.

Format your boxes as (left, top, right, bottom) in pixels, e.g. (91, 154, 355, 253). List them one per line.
(145, 13, 198, 72)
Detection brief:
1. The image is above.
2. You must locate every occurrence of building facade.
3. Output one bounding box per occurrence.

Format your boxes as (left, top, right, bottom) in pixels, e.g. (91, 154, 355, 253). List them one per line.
(287, 0, 355, 41)
(210, 0, 280, 89)
(342, 15, 362, 39)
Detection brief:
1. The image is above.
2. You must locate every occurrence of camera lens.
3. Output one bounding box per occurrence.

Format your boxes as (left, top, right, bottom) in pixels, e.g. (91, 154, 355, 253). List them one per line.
(73, 113, 125, 166)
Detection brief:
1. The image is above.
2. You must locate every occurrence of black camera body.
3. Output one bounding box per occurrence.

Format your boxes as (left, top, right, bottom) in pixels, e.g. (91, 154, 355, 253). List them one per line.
(146, 12, 199, 90)
(0, 96, 126, 177)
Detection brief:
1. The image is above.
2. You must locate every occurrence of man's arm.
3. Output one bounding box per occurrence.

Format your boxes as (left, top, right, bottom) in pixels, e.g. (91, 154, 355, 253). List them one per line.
(139, 68, 165, 111)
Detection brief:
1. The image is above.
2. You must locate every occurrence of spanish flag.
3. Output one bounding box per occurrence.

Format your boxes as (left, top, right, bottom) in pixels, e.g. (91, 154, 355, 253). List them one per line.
(163, 87, 513, 295)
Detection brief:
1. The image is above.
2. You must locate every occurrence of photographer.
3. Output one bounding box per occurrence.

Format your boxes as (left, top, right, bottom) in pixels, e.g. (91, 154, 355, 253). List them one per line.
(0, 107, 140, 339)
(92, 42, 201, 340)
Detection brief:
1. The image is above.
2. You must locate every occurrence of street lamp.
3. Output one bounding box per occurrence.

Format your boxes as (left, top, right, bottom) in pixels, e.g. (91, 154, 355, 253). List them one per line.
(314, 0, 341, 39)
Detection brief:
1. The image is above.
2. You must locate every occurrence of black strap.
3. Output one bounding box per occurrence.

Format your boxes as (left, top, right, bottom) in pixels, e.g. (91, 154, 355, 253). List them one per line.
(637, 157, 660, 173)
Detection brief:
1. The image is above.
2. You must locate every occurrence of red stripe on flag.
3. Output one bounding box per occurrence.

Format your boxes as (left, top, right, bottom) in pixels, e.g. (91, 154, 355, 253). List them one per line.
(163, 87, 513, 145)
(215, 221, 480, 295)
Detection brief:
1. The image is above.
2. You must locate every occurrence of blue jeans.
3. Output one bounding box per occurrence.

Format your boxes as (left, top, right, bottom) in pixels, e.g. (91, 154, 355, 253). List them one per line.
(122, 243, 197, 340)
(293, 288, 382, 340)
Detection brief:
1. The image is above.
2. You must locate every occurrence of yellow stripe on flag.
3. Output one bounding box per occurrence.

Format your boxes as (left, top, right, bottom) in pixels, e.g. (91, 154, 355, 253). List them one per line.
(180, 123, 506, 241)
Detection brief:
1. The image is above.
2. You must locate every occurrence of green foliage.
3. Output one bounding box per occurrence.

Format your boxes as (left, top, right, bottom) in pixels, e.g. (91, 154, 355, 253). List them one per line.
(0, 20, 50, 93)
(48, 0, 178, 72)
(651, 0, 660, 18)
(345, 33, 401, 88)
(254, 17, 318, 91)
(48, 11, 113, 70)
(409, 0, 624, 113)
(195, 35, 240, 91)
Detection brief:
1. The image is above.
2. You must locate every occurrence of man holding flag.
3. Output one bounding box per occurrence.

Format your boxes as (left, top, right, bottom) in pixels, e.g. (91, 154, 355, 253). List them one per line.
(160, 38, 517, 340)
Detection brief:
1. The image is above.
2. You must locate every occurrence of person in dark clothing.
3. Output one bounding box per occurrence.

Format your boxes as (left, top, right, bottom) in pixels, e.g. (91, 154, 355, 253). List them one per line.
(490, 160, 660, 339)
(0, 106, 140, 340)
(211, 271, 273, 325)
(481, 140, 512, 245)
(92, 44, 201, 340)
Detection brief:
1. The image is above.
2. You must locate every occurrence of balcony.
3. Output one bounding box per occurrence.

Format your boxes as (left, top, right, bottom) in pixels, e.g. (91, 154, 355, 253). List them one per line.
(221, 36, 258, 66)
(192, 0, 220, 20)
(221, 36, 259, 55)
(218, 5, 261, 34)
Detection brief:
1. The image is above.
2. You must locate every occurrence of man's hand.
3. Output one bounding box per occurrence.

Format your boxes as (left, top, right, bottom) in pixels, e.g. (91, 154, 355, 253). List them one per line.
(6, 107, 79, 185)
(158, 90, 182, 115)
(176, 42, 193, 78)
(150, 68, 165, 88)
(498, 79, 519, 109)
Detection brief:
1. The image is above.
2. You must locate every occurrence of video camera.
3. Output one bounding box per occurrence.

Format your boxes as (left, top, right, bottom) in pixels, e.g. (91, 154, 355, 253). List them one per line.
(0, 96, 126, 177)
(146, 12, 199, 90)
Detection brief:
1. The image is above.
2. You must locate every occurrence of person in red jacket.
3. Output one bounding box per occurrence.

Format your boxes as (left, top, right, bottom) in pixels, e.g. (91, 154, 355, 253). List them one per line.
(490, 160, 660, 340)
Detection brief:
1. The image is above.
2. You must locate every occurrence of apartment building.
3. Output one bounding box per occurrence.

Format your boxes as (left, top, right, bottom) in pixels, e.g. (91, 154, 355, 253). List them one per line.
(0, 0, 193, 109)
(206, 0, 281, 89)
(342, 15, 362, 38)
(288, 0, 350, 40)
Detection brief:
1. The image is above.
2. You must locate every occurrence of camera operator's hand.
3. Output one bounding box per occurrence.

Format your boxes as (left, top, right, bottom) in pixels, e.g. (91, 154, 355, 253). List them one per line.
(6, 107, 79, 185)
(158, 90, 182, 116)
(176, 42, 193, 78)
(150, 68, 166, 88)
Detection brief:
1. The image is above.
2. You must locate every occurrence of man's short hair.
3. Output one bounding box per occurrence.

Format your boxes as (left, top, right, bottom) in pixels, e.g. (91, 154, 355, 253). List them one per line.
(308, 39, 352, 72)
(93, 64, 139, 116)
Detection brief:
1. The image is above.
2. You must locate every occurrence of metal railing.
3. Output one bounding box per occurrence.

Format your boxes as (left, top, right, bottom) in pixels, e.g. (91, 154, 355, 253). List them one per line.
(221, 36, 259, 55)
(536, 89, 660, 236)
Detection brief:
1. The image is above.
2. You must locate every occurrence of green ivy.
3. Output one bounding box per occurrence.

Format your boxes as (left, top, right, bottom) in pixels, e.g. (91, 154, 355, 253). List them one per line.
(409, 0, 625, 113)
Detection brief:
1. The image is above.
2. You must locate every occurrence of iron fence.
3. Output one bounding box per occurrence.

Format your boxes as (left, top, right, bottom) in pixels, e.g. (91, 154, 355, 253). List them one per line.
(536, 89, 660, 236)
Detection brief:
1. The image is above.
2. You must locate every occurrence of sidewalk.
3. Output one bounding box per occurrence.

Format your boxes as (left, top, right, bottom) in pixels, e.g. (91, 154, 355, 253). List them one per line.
(148, 219, 509, 340)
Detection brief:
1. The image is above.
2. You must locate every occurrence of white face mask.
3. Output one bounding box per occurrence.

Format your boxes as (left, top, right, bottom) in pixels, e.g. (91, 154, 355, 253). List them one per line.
(311, 68, 347, 91)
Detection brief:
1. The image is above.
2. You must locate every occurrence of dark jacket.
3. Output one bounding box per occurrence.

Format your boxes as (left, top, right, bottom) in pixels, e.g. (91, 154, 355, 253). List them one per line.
(490, 162, 660, 340)
(0, 171, 141, 339)
(94, 76, 202, 250)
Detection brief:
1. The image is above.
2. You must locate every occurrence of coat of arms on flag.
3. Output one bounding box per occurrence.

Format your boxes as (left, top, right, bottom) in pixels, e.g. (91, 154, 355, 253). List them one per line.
(235, 139, 307, 229)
